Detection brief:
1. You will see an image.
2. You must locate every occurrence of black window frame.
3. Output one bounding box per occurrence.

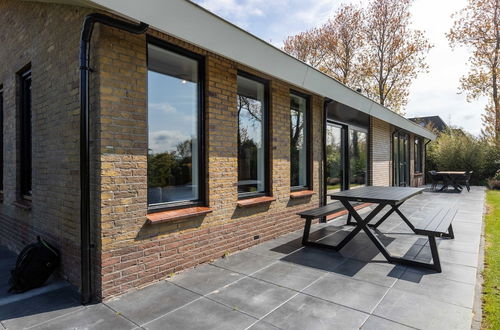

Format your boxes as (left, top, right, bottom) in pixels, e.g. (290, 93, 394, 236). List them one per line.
(19, 68, 32, 200)
(0, 84, 3, 197)
(236, 70, 270, 200)
(414, 137, 423, 174)
(146, 36, 206, 213)
(392, 130, 410, 187)
(289, 89, 311, 192)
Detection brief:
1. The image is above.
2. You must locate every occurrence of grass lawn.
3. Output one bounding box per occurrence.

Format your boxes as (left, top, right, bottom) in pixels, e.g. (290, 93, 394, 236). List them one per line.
(483, 190, 500, 329)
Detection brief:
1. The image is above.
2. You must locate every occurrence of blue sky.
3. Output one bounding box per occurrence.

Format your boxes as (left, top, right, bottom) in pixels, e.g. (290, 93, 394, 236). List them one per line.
(192, 0, 488, 135)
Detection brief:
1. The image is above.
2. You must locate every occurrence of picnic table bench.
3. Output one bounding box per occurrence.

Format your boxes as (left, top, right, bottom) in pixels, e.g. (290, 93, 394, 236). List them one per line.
(298, 186, 456, 272)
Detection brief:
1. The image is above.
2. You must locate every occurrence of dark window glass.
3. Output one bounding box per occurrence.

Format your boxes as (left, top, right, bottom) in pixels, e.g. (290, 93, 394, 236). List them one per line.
(237, 74, 267, 196)
(290, 93, 308, 189)
(20, 71, 32, 198)
(414, 138, 423, 173)
(348, 129, 367, 189)
(0, 86, 3, 194)
(326, 123, 343, 202)
(147, 43, 202, 208)
(393, 132, 409, 186)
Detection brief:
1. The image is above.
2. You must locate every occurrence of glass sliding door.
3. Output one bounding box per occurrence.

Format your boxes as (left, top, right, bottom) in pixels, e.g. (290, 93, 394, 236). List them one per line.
(325, 123, 343, 202)
(393, 132, 410, 186)
(348, 129, 367, 189)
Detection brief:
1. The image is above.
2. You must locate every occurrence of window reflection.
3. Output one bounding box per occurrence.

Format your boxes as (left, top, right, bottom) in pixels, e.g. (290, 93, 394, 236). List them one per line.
(326, 124, 343, 197)
(349, 129, 367, 189)
(290, 94, 308, 189)
(147, 44, 200, 206)
(237, 75, 266, 195)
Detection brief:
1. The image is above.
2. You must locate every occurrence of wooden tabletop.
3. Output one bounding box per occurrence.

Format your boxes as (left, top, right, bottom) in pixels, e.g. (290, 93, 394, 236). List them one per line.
(328, 186, 425, 205)
(435, 171, 466, 175)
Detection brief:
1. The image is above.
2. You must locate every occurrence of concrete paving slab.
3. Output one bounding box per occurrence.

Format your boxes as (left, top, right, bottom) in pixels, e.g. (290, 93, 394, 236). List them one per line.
(144, 297, 257, 330)
(34, 303, 136, 330)
(211, 251, 276, 275)
(106, 282, 200, 326)
(303, 273, 389, 313)
(251, 261, 325, 291)
(263, 293, 368, 330)
(168, 264, 243, 295)
(373, 288, 473, 330)
(207, 277, 295, 318)
(332, 258, 405, 287)
(361, 315, 414, 330)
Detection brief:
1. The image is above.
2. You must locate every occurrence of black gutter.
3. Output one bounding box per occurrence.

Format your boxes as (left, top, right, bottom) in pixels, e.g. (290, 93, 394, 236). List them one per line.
(80, 13, 148, 304)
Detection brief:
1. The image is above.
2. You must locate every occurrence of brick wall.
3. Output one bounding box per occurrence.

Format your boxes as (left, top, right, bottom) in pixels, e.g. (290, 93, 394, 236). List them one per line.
(94, 28, 325, 300)
(370, 118, 391, 186)
(0, 0, 94, 287)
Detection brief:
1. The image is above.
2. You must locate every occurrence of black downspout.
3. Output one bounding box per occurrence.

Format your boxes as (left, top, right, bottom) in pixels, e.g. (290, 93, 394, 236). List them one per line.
(79, 13, 148, 304)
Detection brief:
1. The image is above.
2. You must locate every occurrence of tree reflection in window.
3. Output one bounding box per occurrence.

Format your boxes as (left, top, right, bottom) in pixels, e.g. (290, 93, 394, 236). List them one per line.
(349, 129, 367, 189)
(237, 75, 266, 195)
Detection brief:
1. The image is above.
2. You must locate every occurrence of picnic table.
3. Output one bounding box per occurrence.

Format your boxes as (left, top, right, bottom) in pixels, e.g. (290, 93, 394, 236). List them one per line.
(436, 171, 466, 192)
(299, 186, 456, 272)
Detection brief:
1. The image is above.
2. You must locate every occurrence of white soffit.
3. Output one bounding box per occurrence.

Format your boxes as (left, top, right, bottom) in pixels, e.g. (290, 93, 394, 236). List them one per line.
(32, 0, 436, 140)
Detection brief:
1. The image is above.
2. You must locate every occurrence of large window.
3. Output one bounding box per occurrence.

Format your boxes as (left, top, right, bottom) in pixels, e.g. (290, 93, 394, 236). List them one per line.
(0, 85, 3, 196)
(393, 132, 409, 186)
(147, 41, 204, 210)
(290, 92, 309, 190)
(237, 73, 268, 198)
(414, 137, 423, 173)
(348, 128, 367, 189)
(20, 70, 32, 199)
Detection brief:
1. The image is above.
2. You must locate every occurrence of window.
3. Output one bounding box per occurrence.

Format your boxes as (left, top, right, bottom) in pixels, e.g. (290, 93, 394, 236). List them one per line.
(147, 41, 204, 210)
(414, 137, 423, 173)
(348, 128, 367, 189)
(20, 70, 32, 199)
(393, 132, 409, 186)
(237, 72, 268, 198)
(0, 85, 3, 195)
(290, 92, 310, 190)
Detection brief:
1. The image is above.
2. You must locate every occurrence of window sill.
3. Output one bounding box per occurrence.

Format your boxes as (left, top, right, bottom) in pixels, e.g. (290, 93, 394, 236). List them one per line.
(147, 206, 212, 224)
(13, 199, 32, 210)
(290, 190, 315, 199)
(237, 196, 276, 208)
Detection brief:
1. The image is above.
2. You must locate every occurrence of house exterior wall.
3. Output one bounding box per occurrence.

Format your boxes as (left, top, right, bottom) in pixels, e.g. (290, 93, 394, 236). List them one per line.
(370, 118, 391, 186)
(0, 1, 429, 301)
(0, 0, 94, 287)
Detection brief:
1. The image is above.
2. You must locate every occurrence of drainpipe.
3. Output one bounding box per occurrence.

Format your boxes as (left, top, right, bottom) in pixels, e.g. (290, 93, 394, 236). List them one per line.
(80, 13, 148, 304)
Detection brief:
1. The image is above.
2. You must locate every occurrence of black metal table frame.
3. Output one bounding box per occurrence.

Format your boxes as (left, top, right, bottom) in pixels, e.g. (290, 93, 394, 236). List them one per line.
(438, 173, 463, 193)
(302, 197, 444, 271)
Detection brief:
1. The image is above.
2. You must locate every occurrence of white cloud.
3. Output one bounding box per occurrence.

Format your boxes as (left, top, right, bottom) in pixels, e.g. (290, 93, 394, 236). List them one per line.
(149, 130, 190, 154)
(149, 102, 178, 114)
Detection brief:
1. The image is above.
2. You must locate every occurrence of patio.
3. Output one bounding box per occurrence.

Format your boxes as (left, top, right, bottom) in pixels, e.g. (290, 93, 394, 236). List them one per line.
(0, 187, 485, 330)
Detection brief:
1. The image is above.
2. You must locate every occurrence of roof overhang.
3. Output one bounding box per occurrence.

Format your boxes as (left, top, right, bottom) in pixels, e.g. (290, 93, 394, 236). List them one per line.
(26, 0, 436, 140)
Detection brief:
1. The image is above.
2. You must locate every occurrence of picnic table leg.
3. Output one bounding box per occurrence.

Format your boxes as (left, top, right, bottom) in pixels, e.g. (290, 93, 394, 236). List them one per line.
(302, 217, 312, 245)
(428, 236, 442, 272)
(370, 202, 417, 233)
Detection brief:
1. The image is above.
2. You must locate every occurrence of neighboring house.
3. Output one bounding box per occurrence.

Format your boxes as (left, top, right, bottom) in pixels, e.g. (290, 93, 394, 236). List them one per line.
(0, 0, 436, 301)
(409, 116, 448, 133)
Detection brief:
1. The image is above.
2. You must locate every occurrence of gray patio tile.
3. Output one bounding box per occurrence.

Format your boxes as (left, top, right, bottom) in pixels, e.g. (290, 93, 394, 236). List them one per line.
(0, 287, 82, 330)
(393, 271, 475, 308)
(303, 273, 389, 313)
(373, 288, 472, 330)
(263, 293, 368, 330)
(35, 303, 136, 330)
(251, 261, 324, 291)
(280, 246, 347, 272)
(168, 264, 243, 295)
(404, 261, 478, 285)
(332, 259, 405, 287)
(431, 237, 480, 254)
(415, 246, 479, 267)
(207, 277, 295, 318)
(361, 316, 414, 330)
(0, 257, 15, 271)
(106, 282, 199, 326)
(211, 251, 276, 275)
(247, 240, 302, 260)
(247, 321, 281, 330)
(144, 297, 257, 330)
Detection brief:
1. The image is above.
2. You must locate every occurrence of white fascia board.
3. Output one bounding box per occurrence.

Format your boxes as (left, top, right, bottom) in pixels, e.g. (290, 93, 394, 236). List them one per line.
(33, 0, 436, 140)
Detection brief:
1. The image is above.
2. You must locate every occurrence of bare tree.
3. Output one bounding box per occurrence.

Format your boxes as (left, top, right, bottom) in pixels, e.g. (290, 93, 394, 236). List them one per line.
(448, 0, 500, 144)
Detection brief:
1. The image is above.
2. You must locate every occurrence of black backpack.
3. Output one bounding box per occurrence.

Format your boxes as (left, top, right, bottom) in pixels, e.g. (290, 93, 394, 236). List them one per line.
(9, 236, 60, 293)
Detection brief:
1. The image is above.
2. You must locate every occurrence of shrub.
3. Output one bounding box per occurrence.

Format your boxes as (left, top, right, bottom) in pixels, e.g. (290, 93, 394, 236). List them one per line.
(426, 128, 499, 185)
